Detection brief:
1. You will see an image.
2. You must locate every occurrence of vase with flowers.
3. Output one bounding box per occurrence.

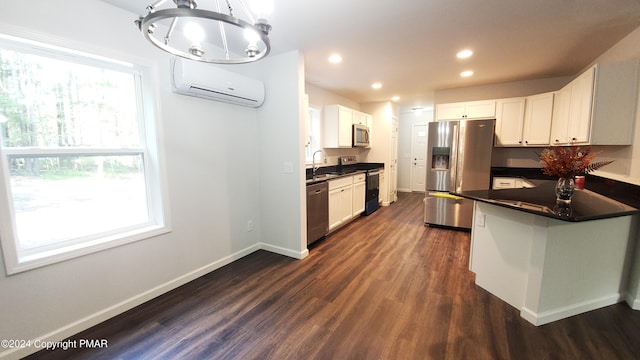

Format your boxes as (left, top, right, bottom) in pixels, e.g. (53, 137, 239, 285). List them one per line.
(539, 146, 613, 203)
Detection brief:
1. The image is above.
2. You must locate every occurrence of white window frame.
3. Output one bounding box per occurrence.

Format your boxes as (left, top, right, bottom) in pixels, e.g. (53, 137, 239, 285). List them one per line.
(305, 105, 322, 164)
(0, 32, 170, 275)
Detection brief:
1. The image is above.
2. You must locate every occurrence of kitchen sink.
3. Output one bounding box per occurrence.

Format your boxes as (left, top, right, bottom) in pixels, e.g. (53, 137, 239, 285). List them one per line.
(306, 173, 339, 183)
(313, 174, 338, 179)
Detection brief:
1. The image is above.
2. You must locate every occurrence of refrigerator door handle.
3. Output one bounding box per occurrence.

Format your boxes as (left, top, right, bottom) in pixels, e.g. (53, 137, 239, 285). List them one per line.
(456, 122, 465, 193)
(450, 123, 459, 193)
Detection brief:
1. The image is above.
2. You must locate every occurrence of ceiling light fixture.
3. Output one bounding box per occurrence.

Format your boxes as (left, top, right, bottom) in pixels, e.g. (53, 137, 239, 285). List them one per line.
(328, 54, 342, 64)
(460, 70, 474, 77)
(135, 0, 272, 64)
(372, 82, 382, 89)
(391, 96, 400, 102)
(457, 49, 473, 59)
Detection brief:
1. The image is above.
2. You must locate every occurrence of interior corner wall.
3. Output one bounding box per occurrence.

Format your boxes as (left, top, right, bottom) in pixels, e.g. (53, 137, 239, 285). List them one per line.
(255, 51, 308, 258)
(0, 1, 268, 358)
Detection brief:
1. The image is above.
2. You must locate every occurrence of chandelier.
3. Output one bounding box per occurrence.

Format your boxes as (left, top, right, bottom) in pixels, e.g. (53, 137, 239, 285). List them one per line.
(135, 0, 272, 64)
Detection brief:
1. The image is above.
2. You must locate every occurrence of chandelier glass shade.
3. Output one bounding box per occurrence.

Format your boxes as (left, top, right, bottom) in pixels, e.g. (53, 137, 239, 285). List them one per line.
(135, 0, 272, 64)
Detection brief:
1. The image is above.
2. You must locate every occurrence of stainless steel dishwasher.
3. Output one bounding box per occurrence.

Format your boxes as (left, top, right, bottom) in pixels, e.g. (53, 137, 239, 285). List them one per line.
(306, 181, 329, 245)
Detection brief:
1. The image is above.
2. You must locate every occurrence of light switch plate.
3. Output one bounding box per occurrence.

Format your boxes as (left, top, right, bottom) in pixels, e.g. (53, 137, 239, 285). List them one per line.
(283, 161, 293, 173)
(475, 212, 486, 227)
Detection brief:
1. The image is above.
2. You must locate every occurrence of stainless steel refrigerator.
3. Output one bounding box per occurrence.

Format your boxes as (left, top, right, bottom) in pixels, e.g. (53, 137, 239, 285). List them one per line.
(424, 118, 495, 229)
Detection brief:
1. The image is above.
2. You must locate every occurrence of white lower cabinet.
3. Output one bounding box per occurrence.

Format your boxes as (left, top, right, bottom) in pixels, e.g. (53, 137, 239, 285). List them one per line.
(328, 174, 366, 231)
(352, 174, 366, 216)
(328, 176, 354, 230)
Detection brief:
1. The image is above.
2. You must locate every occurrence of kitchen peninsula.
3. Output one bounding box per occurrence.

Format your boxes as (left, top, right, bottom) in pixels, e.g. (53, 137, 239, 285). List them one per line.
(457, 181, 639, 326)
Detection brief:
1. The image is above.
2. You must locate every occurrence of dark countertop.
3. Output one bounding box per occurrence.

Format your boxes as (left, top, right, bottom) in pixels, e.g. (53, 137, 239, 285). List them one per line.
(305, 162, 384, 185)
(491, 167, 640, 209)
(456, 180, 639, 222)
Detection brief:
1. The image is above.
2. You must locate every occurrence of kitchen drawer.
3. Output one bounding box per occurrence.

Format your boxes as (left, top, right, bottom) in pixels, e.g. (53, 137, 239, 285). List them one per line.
(353, 173, 366, 183)
(329, 176, 354, 190)
(493, 177, 516, 189)
(493, 177, 536, 189)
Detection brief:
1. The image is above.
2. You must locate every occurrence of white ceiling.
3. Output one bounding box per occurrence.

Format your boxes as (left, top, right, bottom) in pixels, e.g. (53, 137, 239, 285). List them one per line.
(103, 0, 640, 111)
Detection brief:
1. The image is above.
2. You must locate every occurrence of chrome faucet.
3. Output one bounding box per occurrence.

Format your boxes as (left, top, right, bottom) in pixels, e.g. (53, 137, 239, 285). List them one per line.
(312, 149, 326, 177)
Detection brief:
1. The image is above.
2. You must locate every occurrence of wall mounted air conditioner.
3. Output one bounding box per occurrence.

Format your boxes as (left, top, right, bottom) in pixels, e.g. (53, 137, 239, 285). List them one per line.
(171, 57, 265, 108)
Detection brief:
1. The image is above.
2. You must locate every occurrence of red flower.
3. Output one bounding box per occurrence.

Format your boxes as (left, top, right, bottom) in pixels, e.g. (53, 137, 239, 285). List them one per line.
(539, 146, 612, 178)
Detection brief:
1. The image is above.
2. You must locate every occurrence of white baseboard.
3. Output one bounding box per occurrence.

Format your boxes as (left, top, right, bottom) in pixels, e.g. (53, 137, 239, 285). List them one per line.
(1, 243, 304, 360)
(520, 293, 623, 326)
(260, 242, 309, 259)
(624, 292, 640, 310)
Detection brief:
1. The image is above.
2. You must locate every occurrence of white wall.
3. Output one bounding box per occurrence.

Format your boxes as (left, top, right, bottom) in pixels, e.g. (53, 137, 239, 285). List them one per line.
(0, 1, 303, 359)
(255, 51, 308, 258)
(306, 83, 360, 110)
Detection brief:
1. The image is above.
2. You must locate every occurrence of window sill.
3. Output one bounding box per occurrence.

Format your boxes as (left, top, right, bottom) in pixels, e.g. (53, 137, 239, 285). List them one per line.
(5, 225, 171, 275)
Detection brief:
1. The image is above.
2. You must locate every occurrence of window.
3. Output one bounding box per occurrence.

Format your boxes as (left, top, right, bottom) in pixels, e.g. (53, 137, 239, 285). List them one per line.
(0, 34, 168, 274)
(305, 106, 322, 163)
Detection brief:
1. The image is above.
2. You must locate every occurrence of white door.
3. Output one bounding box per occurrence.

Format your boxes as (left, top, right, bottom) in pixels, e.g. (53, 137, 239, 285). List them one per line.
(411, 124, 428, 192)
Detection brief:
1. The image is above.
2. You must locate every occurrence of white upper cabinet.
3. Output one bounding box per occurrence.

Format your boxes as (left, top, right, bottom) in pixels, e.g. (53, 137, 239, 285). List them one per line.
(323, 105, 353, 148)
(324, 105, 373, 148)
(551, 85, 571, 145)
(522, 92, 554, 146)
(495, 93, 553, 147)
(566, 66, 595, 144)
(352, 110, 371, 128)
(435, 100, 496, 120)
(551, 60, 639, 145)
(495, 97, 526, 146)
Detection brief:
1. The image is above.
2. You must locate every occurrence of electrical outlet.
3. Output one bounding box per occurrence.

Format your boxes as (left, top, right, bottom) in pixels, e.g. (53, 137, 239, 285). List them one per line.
(247, 220, 254, 232)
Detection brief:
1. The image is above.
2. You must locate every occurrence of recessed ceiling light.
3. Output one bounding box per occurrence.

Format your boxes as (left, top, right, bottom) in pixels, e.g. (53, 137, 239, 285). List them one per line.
(372, 82, 382, 89)
(457, 49, 473, 59)
(460, 70, 474, 77)
(328, 54, 342, 64)
(391, 96, 400, 102)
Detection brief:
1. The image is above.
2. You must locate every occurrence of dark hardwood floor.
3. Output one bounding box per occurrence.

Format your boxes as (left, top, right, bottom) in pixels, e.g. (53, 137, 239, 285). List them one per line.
(27, 192, 640, 359)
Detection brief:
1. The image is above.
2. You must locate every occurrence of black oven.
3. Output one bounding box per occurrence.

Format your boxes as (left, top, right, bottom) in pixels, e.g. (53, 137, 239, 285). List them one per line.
(364, 170, 380, 215)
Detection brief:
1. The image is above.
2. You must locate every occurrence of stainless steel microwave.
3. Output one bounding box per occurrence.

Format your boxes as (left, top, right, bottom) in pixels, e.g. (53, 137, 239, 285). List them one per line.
(353, 124, 370, 147)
